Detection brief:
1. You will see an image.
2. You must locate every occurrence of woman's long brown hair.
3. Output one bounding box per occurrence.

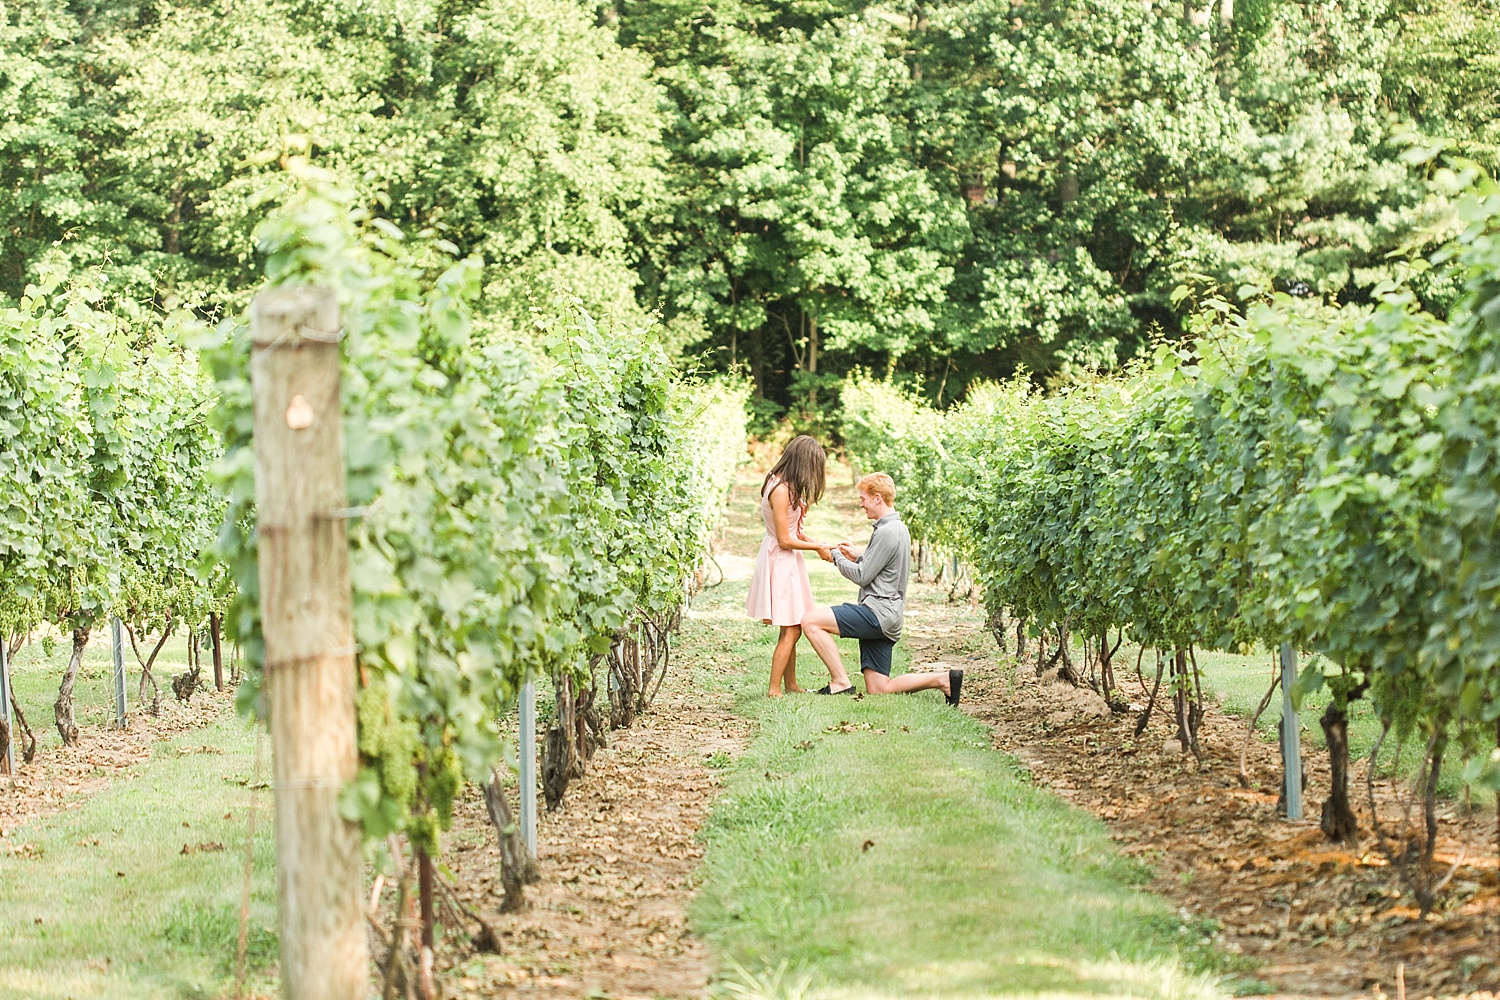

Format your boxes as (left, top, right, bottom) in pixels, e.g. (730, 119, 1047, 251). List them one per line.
(763, 434, 827, 511)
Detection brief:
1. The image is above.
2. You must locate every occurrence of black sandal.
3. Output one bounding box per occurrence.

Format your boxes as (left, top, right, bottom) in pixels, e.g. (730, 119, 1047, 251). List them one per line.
(946, 669, 964, 706)
(816, 684, 855, 696)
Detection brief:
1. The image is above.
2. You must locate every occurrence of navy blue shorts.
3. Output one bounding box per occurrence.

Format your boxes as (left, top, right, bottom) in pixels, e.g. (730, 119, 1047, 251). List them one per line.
(830, 603, 895, 676)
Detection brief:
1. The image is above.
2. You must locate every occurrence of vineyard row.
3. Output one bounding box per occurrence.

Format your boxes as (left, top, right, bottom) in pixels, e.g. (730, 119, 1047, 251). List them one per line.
(0, 171, 748, 872)
(841, 181, 1500, 914)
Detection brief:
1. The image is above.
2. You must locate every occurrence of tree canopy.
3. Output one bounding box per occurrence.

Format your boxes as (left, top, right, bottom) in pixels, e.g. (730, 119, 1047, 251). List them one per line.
(1, 0, 1497, 422)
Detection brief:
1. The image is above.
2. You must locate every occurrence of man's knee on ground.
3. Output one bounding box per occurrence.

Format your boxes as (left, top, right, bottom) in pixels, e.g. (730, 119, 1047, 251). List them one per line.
(863, 670, 894, 694)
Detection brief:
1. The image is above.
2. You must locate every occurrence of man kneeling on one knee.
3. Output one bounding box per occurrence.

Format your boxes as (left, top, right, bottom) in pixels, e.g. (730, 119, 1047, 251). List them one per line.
(801, 473, 963, 704)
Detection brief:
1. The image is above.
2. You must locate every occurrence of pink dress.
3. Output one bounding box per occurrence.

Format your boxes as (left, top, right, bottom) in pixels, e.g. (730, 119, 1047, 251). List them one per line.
(745, 476, 816, 627)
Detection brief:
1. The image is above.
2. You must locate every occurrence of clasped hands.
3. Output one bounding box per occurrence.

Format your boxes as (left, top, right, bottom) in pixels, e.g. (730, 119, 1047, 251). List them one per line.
(814, 540, 859, 563)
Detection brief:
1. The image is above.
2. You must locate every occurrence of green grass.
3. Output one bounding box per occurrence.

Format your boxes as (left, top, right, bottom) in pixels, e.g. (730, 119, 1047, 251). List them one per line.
(692, 659, 1225, 999)
(0, 715, 277, 1000)
(689, 478, 1227, 998)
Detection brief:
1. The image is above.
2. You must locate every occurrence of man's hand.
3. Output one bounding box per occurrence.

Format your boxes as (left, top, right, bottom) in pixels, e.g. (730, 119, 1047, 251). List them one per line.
(837, 541, 859, 561)
(816, 545, 834, 562)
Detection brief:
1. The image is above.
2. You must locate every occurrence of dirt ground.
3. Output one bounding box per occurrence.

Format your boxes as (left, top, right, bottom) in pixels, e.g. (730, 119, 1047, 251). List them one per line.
(901, 602, 1500, 1000)
(435, 606, 752, 1000)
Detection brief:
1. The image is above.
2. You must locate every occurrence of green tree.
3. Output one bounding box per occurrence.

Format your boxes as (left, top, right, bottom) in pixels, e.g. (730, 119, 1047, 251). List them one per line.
(630, 10, 969, 414)
(1, 0, 668, 330)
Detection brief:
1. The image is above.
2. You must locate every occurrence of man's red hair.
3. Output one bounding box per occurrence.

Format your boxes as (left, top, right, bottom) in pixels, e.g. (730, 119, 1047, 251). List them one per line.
(857, 472, 895, 505)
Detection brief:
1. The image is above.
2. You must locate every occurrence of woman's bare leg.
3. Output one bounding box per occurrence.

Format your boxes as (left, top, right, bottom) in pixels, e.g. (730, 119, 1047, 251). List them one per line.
(784, 643, 805, 693)
(769, 625, 801, 697)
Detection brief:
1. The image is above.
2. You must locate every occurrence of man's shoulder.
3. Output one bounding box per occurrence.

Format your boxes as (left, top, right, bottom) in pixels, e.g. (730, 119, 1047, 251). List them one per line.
(870, 514, 910, 553)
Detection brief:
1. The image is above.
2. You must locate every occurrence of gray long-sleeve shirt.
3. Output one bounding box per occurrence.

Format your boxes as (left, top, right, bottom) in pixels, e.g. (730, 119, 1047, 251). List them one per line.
(831, 512, 910, 640)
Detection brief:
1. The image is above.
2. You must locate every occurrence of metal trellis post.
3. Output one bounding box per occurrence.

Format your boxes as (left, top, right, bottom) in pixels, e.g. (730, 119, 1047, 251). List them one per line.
(1280, 642, 1302, 820)
(0, 638, 13, 773)
(519, 679, 537, 856)
(111, 617, 128, 728)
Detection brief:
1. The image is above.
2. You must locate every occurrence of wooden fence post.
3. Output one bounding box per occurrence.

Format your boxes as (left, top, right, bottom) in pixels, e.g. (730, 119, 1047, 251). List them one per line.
(251, 285, 367, 1000)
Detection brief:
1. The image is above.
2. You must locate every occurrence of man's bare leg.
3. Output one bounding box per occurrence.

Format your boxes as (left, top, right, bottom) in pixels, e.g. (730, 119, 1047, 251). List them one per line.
(864, 669, 951, 696)
(800, 606, 854, 692)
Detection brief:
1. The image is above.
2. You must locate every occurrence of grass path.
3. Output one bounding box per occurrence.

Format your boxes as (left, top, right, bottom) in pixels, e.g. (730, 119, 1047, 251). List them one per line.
(0, 714, 276, 999)
(4, 629, 201, 761)
(689, 470, 1225, 999)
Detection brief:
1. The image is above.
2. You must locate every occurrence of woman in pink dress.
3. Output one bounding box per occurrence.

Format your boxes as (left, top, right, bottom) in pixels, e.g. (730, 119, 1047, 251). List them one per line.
(746, 435, 832, 697)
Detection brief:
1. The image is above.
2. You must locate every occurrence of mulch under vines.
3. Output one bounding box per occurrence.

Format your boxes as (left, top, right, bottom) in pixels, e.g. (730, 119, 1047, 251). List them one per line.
(940, 635, 1500, 998)
(436, 661, 750, 999)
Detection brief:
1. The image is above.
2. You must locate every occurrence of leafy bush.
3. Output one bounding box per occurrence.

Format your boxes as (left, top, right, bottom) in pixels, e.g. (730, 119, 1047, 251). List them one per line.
(208, 164, 746, 847)
(0, 256, 225, 654)
(845, 172, 1500, 797)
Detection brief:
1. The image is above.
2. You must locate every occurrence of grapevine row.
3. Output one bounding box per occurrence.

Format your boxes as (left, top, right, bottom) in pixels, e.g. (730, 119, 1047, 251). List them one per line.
(0, 256, 228, 758)
(843, 180, 1500, 908)
(2, 168, 746, 872)
(209, 172, 748, 852)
